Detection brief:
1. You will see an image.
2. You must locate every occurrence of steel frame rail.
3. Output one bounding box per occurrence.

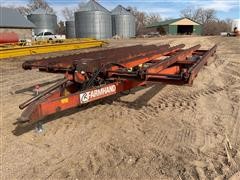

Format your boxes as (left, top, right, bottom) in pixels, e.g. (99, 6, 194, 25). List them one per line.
(22, 44, 172, 71)
(0, 39, 105, 59)
(18, 44, 217, 126)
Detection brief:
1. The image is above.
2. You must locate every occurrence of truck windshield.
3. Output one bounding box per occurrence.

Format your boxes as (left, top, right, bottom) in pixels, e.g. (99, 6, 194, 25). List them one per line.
(37, 32, 43, 36)
(44, 32, 53, 35)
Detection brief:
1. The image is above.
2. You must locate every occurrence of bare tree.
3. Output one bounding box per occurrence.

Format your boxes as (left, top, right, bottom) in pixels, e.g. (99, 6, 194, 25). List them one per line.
(127, 6, 148, 35)
(62, 7, 75, 21)
(200, 9, 216, 24)
(15, 6, 31, 16)
(180, 7, 219, 35)
(203, 19, 232, 35)
(57, 20, 65, 34)
(61, 1, 88, 21)
(180, 7, 194, 19)
(27, 0, 54, 13)
(181, 7, 232, 35)
(77, 1, 88, 10)
(180, 7, 216, 24)
(146, 13, 162, 25)
(224, 18, 232, 32)
(13, 0, 54, 16)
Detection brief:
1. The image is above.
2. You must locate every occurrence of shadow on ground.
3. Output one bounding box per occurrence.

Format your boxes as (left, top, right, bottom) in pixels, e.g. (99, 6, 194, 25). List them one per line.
(13, 84, 166, 136)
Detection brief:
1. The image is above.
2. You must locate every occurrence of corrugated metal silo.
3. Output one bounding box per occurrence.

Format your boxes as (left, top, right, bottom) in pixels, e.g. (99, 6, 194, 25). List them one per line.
(74, 0, 112, 39)
(65, 20, 76, 38)
(111, 5, 136, 38)
(27, 8, 57, 35)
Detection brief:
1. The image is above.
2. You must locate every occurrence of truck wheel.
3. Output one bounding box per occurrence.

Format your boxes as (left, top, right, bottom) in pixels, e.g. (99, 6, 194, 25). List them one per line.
(49, 38, 53, 41)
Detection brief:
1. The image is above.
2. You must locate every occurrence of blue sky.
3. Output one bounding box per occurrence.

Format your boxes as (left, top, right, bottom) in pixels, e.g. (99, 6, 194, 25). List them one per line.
(2, 0, 240, 20)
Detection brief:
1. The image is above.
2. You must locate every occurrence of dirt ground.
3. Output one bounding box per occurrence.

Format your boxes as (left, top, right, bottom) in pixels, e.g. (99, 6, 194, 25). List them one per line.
(1, 36, 240, 179)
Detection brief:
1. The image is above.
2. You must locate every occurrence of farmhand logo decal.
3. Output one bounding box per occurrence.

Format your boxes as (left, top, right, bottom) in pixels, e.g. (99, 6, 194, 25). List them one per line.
(80, 84, 117, 104)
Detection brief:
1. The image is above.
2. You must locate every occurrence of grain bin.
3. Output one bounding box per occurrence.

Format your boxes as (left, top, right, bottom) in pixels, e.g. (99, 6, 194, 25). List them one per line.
(27, 8, 57, 35)
(65, 20, 76, 38)
(74, 0, 112, 39)
(111, 5, 136, 38)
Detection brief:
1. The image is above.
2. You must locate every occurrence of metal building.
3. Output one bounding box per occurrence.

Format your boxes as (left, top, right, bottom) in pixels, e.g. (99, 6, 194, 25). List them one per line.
(74, 0, 112, 39)
(0, 7, 35, 43)
(65, 21, 76, 38)
(27, 8, 57, 35)
(111, 5, 136, 38)
(147, 18, 202, 35)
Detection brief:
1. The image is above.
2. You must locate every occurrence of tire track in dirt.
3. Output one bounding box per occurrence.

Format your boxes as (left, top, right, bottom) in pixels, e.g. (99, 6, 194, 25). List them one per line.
(224, 67, 240, 79)
(175, 128, 196, 146)
(172, 123, 220, 151)
(145, 128, 176, 153)
(222, 60, 240, 146)
(224, 60, 240, 99)
(200, 133, 217, 152)
(231, 107, 240, 146)
(117, 83, 231, 152)
(150, 129, 169, 148)
(44, 141, 140, 178)
(44, 83, 231, 152)
(205, 50, 240, 178)
(130, 85, 228, 115)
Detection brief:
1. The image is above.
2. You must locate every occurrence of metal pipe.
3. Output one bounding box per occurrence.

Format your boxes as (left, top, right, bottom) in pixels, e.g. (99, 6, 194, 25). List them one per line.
(109, 71, 182, 79)
(19, 78, 68, 109)
(145, 73, 182, 78)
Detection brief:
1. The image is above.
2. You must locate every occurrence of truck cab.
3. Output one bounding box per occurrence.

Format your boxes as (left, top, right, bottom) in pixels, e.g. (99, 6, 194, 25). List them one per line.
(35, 32, 66, 41)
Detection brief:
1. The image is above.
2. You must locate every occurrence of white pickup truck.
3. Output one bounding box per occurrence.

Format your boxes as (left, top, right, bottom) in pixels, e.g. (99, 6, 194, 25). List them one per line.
(35, 32, 66, 41)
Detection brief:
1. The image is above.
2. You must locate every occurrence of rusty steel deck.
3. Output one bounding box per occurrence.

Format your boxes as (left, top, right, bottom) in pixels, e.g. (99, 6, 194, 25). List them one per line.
(18, 44, 217, 126)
